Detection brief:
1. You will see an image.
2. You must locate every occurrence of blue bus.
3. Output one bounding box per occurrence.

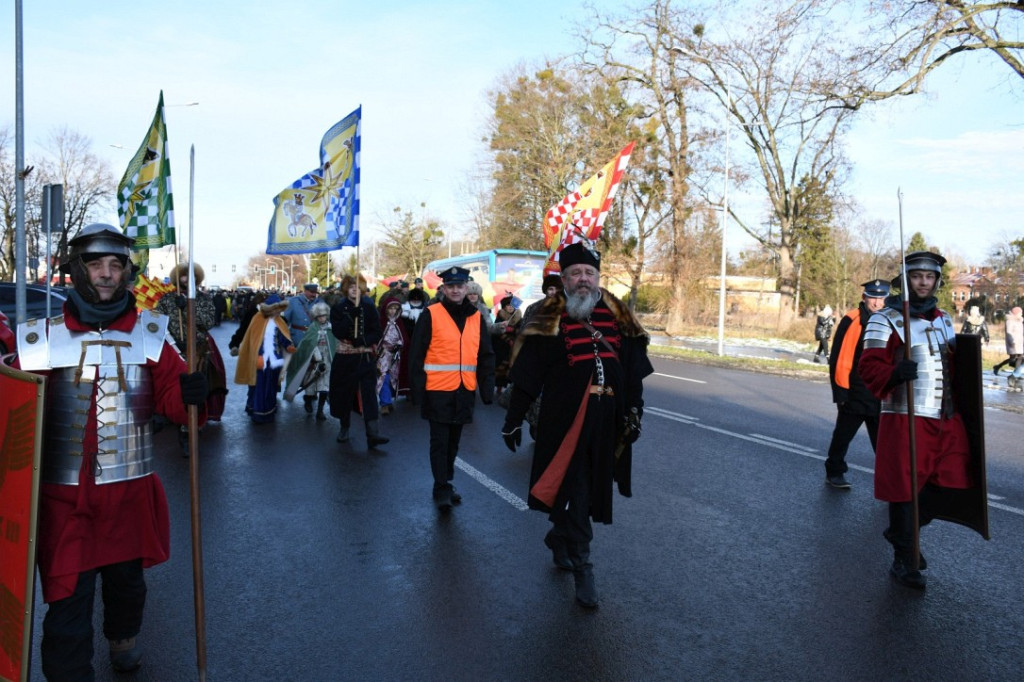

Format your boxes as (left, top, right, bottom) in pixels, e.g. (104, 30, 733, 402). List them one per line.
(422, 249, 549, 306)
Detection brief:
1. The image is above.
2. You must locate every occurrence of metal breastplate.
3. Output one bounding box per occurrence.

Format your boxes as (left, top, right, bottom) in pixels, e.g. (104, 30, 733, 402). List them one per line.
(865, 308, 955, 418)
(18, 311, 168, 485)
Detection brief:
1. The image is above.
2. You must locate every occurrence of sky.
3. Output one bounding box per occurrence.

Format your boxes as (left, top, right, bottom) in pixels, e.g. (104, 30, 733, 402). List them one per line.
(3, 0, 1022, 287)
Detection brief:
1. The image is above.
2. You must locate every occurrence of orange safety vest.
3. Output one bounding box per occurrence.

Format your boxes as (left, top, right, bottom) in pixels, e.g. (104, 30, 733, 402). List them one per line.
(834, 309, 862, 390)
(424, 303, 480, 391)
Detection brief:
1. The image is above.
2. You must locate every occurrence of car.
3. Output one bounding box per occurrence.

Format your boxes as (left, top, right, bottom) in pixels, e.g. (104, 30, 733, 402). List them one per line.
(0, 309, 15, 355)
(0, 282, 69, 323)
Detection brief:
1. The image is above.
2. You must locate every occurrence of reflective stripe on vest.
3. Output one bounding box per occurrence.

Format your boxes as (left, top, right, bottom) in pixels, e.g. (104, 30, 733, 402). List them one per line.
(424, 303, 480, 391)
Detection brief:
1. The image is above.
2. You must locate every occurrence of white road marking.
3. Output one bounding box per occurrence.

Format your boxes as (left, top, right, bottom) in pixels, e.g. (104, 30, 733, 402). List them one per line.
(647, 407, 1024, 517)
(456, 458, 529, 511)
(748, 433, 817, 454)
(653, 372, 707, 384)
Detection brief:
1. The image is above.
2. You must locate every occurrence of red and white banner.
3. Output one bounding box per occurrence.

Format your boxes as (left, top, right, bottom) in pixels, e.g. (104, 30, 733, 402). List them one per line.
(542, 141, 635, 274)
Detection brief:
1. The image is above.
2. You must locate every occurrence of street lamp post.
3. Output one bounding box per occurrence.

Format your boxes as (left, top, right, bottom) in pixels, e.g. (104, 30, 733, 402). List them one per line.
(717, 89, 732, 358)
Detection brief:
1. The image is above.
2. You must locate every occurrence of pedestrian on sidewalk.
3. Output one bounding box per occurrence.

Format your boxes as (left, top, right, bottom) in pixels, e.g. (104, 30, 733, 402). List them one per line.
(995, 306, 1023, 391)
(813, 305, 835, 363)
(960, 305, 990, 345)
(823, 279, 889, 489)
(409, 266, 495, 511)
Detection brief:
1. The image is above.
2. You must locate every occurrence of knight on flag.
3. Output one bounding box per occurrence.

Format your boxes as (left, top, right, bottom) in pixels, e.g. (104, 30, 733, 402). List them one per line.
(543, 141, 635, 274)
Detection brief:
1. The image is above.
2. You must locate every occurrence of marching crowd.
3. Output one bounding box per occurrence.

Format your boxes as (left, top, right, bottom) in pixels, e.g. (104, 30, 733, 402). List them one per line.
(4, 221, 1012, 680)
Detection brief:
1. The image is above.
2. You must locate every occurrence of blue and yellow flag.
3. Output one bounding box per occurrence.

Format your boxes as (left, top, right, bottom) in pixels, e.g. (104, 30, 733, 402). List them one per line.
(267, 106, 361, 254)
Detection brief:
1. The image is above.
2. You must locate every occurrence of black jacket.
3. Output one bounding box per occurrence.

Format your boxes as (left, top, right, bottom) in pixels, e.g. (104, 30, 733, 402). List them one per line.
(409, 297, 495, 424)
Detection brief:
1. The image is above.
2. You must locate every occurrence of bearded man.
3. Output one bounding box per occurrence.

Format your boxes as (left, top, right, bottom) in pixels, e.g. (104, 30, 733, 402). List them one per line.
(500, 241, 653, 609)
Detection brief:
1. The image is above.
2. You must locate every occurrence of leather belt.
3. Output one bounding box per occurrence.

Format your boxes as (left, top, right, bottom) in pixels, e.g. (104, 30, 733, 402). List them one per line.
(336, 345, 374, 355)
(589, 385, 614, 396)
(292, 325, 309, 332)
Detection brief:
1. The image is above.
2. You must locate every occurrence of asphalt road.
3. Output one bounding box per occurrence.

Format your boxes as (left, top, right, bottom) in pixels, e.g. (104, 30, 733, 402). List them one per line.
(26, 322, 1024, 681)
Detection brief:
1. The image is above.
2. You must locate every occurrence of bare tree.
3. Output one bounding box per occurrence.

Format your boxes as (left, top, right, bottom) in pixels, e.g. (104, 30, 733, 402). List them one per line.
(663, 0, 867, 327)
(855, 215, 897, 279)
(36, 127, 115, 283)
(581, 0, 722, 332)
(861, 1, 1024, 99)
(0, 127, 45, 281)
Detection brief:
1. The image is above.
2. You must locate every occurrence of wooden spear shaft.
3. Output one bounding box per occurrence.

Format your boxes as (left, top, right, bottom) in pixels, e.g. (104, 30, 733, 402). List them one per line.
(898, 189, 921, 571)
(186, 144, 208, 680)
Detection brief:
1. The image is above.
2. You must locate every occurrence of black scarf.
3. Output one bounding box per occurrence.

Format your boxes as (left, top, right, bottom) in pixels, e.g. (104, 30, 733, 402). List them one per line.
(67, 290, 134, 327)
(884, 294, 937, 317)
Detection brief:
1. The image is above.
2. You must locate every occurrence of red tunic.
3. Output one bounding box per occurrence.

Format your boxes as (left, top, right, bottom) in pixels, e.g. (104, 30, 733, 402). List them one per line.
(858, 308, 972, 503)
(35, 305, 193, 603)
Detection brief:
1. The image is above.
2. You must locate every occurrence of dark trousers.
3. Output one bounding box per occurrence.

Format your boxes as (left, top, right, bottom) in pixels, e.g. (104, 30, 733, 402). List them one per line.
(825, 410, 879, 477)
(42, 559, 146, 682)
(549, 441, 595, 548)
(331, 361, 379, 426)
(886, 486, 946, 560)
(429, 421, 464, 490)
(548, 396, 616, 549)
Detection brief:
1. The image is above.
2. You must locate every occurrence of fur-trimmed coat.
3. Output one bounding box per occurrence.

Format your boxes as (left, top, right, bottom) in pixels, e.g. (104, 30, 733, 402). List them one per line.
(506, 289, 653, 521)
(234, 301, 292, 386)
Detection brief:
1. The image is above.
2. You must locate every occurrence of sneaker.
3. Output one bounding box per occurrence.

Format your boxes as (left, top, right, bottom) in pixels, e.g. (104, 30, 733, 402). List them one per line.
(825, 475, 851, 489)
(109, 637, 142, 673)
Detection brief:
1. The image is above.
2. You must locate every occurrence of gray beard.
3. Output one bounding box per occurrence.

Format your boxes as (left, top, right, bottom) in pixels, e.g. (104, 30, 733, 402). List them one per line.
(565, 287, 601, 320)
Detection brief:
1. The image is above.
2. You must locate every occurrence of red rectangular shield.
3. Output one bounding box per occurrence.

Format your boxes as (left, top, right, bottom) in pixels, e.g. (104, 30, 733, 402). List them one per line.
(0, 361, 45, 682)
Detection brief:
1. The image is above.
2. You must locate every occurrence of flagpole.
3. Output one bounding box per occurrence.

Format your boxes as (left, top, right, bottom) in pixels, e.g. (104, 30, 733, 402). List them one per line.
(186, 144, 209, 680)
(897, 188, 921, 572)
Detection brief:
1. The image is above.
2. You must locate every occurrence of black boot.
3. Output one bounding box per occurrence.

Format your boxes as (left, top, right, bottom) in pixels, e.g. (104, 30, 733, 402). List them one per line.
(366, 419, 389, 448)
(336, 420, 350, 443)
(885, 502, 926, 589)
(304, 395, 315, 413)
(316, 393, 328, 421)
(433, 484, 453, 512)
(568, 543, 599, 608)
(543, 529, 573, 571)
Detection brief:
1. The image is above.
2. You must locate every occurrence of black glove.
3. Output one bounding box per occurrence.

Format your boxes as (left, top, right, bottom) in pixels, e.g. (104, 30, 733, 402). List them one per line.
(174, 294, 188, 310)
(501, 421, 523, 452)
(180, 371, 209, 406)
(621, 407, 641, 445)
(891, 359, 918, 385)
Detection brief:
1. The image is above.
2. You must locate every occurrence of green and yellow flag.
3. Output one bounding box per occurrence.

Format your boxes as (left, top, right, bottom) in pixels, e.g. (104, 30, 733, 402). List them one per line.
(117, 91, 176, 272)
